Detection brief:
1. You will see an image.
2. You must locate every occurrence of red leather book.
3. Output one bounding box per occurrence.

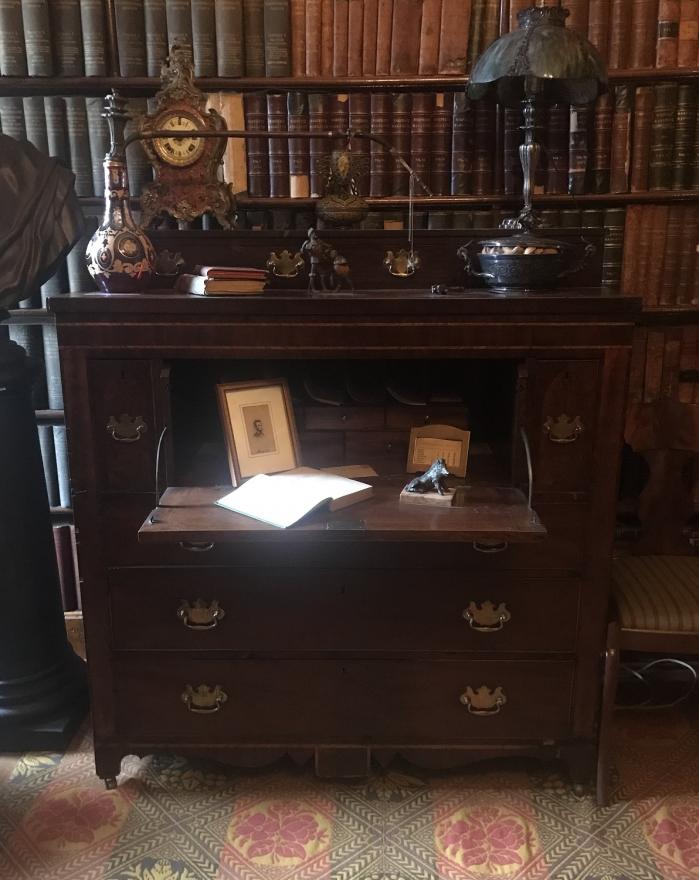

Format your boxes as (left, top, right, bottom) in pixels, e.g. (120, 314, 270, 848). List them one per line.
(348, 93, 371, 195)
(391, 92, 411, 195)
(472, 99, 496, 195)
(287, 91, 309, 198)
(591, 93, 613, 193)
(390, 0, 422, 74)
(451, 92, 473, 195)
(646, 204, 669, 307)
(289, 0, 305, 75)
(676, 204, 698, 304)
(418, 0, 442, 74)
(267, 93, 290, 197)
(308, 93, 330, 197)
(545, 104, 570, 194)
(608, 0, 631, 68)
(678, 0, 699, 65)
(347, 0, 364, 74)
(481, 0, 499, 50)
(243, 92, 270, 197)
(369, 93, 391, 196)
(333, 0, 348, 75)
(362, 0, 378, 74)
(659, 204, 684, 305)
(629, 86, 654, 192)
(320, 0, 333, 73)
(503, 106, 523, 195)
(628, 0, 660, 68)
(620, 204, 642, 295)
(466, 0, 484, 69)
(375, 0, 393, 74)
(657, 0, 681, 66)
(609, 85, 631, 193)
(409, 92, 435, 192)
(430, 92, 453, 196)
(634, 205, 655, 304)
(304, 0, 321, 74)
(587, 0, 610, 62)
(437, 0, 471, 73)
(568, 104, 590, 195)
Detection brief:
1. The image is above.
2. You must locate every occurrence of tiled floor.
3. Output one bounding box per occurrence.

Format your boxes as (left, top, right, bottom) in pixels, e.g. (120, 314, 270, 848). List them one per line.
(1, 709, 699, 879)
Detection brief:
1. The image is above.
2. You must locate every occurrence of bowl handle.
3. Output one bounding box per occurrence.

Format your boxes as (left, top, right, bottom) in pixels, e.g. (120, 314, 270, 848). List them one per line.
(557, 241, 596, 279)
(457, 241, 496, 281)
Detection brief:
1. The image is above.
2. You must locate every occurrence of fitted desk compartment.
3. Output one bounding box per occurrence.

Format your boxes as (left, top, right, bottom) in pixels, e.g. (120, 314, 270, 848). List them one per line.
(51, 290, 638, 788)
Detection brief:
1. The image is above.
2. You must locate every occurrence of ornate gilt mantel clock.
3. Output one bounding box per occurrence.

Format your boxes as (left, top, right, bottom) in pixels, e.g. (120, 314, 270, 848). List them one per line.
(139, 45, 233, 228)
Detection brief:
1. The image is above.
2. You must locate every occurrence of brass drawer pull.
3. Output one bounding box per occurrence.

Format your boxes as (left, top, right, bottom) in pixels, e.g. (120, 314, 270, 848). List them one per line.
(543, 414, 584, 444)
(177, 599, 225, 630)
(460, 685, 507, 716)
(473, 541, 508, 553)
(181, 684, 227, 714)
(106, 414, 147, 442)
(463, 601, 511, 632)
(178, 541, 215, 552)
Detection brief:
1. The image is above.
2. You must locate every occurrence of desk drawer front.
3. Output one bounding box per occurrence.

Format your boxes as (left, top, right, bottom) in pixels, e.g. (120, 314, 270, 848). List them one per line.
(108, 568, 580, 653)
(115, 657, 574, 742)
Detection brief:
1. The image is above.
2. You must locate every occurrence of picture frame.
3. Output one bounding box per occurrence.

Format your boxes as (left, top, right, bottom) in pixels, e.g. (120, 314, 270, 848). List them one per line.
(406, 424, 471, 477)
(216, 379, 301, 485)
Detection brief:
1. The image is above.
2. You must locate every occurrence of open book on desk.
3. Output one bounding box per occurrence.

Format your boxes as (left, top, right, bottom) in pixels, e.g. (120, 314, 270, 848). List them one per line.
(216, 467, 373, 529)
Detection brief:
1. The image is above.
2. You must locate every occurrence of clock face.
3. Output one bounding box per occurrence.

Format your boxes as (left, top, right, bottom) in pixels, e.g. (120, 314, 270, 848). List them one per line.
(152, 111, 206, 167)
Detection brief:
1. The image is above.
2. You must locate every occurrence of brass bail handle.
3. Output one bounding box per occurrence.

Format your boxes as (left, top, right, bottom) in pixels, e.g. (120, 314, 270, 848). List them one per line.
(460, 685, 507, 716)
(177, 599, 225, 630)
(181, 684, 228, 714)
(463, 601, 511, 632)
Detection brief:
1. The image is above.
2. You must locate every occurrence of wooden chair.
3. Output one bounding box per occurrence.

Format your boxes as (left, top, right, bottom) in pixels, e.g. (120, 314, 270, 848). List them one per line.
(597, 555, 699, 806)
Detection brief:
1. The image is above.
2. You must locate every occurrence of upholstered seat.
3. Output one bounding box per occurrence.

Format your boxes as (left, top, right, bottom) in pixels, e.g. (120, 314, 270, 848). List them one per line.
(613, 556, 699, 635)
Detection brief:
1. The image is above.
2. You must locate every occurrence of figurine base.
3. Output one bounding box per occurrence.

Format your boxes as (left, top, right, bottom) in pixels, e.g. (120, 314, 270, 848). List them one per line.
(399, 488, 454, 506)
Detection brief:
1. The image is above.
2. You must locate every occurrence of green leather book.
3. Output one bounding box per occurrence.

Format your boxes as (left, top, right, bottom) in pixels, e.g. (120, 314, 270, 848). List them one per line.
(80, 0, 108, 75)
(263, 0, 291, 76)
(115, 0, 148, 75)
(215, 0, 244, 76)
(21, 0, 52, 76)
(243, 0, 265, 75)
(144, 0, 168, 76)
(671, 83, 697, 190)
(0, 0, 26, 75)
(648, 82, 678, 191)
(50, 0, 84, 75)
(192, 0, 216, 75)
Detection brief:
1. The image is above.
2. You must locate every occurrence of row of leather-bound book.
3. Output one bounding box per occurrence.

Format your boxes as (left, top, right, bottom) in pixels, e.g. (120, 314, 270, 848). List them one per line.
(629, 325, 699, 405)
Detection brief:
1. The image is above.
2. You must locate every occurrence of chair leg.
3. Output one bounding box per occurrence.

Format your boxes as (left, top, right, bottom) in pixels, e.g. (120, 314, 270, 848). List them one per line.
(596, 621, 620, 807)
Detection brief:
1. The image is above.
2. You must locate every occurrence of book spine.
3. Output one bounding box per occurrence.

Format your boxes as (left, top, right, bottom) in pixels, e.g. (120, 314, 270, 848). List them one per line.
(644, 329, 665, 402)
(165, 0, 193, 56)
(587, 0, 610, 62)
(191, 0, 216, 74)
(671, 83, 696, 190)
(215, 0, 244, 75)
(0, 0, 26, 75)
(591, 93, 613, 194)
(620, 204, 642, 295)
(508, 0, 528, 31)
(329, 92, 349, 152)
(390, 91, 411, 195)
(289, 0, 304, 75)
(362, 0, 378, 74)
(656, 0, 681, 66)
(649, 82, 678, 190)
(678, 0, 699, 65)
(430, 93, 452, 197)
(305, 0, 321, 75)
(409, 92, 434, 192)
(375, 0, 393, 74)
(418, 0, 441, 74)
(369, 92, 391, 197)
(64, 97, 93, 197)
(693, 104, 699, 189)
(676, 204, 699, 303)
(634, 204, 654, 303)
(86, 96, 110, 196)
(320, 0, 333, 74)
(628, 0, 660, 68)
(333, 0, 349, 75)
(473, 99, 495, 195)
(263, 0, 291, 75)
(565, 0, 588, 35)
(38, 426, 58, 508)
(22, 95, 48, 153)
(451, 92, 473, 195)
(601, 206, 626, 288)
(308, 92, 330, 198)
(658, 204, 683, 304)
(608, 0, 630, 68)
(629, 86, 654, 192)
(21, 0, 52, 75)
(348, 92, 370, 196)
(44, 97, 69, 162)
(243, 92, 270, 196)
(50, 0, 83, 74)
(79, 0, 108, 75)
(115, 0, 148, 76)
(0, 96, 26, 140)
(660, 328, 681, 399)
(243, 0, 265, 74)
(679, 326, 698, 401)
(390, 0, 422, 74)
(481, 0, 499, 49)
(438, 0, 471, 73)
(54, 525, 78, 612)
(267, 93, 289, 197)
(144, 0, 168, 76)
(628, 327, 648, 402)
(503, 106, 522, 195)
(646, 204, 669, 306)
(466, 0, 484, 69)
(545, 104, 569, 194)
(609, 85, 631, 193)
(568, 104, 590, 195)
(347, 0, 363, 74)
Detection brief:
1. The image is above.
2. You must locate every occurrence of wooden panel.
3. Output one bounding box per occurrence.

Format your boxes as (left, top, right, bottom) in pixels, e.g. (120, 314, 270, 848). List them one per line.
(303, 405, 386, 430)
(108, 568, 580, 653)
(385, 404, 470, 430)
(114, 656, 574, 742)
(344, 430, 409, 472)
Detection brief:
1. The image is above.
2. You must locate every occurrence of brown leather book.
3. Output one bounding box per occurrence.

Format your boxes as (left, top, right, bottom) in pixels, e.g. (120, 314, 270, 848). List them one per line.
(601, 207, 626, 287)
(503, 106, 523, 195)
(568, 104, 590, 195)
(587, 0, 610, 62)
(545, 104, 570, 194)
(348, 93, 371, 195)
(473, 99, 496, 195)
(243, 92, 269, 197)
(564, 0, 589, 36)
(305, 0, 322, 74)
(620, 205, 642, 295)
(628, 328, 648, 401)
(630, 86, 654, 192)
(634, 205, 655, 302)
(309, 93, 331, 197)
(657, 0, 681, 66)
(609, 85, 631, 193)
(243, 0, 266, 75)
(267, 93, 290, 197)
(591, 93, 613, 193)
(362, 0, 378, 74)
(321, 0, 333, 73)
(290, 0, 305, 75)
(508, 0, 529, 31)
(375, 0, 393, 74)
(646, 204, 669, 307)
(693, 107, 699, 189)
(644, 329, 666, 401)
(659, 204, 684, 304)
(418, 0, 442, 74)
(410, 92, 435, 192)
(330, 93, 349, 153)
(679, 326, 699, 401)
(649, 82, 678, 190)
(347, 0, 364, 75)
(676, 204, 699, 303)
(430, 93, 452, 196)
(391, 92, 411, 195)
(628, 0, 660, 68)
(660, 329, 682, 398)
(390, 0, 422, 74)
(671, 83, 696, 190)
(481, 0, 499, 49)
(451, 92, 473, 195)
(287, 92, 310, 198)
(369, 92, 391, 196)
(678, 0, 699, 65)
(437, 0, 471, 73)
(466, 0, 484, 69)
(333, 0, 349, 75)
(608, 0, 631, 68)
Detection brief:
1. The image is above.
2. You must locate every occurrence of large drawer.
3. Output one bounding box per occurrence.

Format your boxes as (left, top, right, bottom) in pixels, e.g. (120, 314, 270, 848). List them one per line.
(108, 568, 580, 654)
(114, 656, 574, 743)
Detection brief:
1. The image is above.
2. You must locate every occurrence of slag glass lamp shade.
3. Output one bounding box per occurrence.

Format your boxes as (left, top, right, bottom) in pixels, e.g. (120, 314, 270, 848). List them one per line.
(467, 4, 607, 108)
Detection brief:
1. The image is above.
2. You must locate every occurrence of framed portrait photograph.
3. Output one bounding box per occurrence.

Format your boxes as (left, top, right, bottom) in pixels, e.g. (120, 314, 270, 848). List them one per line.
(216, 379, 301, 485)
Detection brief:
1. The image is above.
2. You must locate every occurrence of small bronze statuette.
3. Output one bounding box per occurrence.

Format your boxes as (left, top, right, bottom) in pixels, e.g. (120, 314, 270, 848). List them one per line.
(300, 227, 352, 292)
(384, 248, 421, 278)
(153, 249, 185, 278)
(267, 249, 304, 278)
(316, 148, 369, 228)
(403, 457, 451, 495)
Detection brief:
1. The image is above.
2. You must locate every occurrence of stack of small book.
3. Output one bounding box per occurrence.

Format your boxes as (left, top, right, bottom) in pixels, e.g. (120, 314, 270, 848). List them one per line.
(176, 266, 269, 296)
